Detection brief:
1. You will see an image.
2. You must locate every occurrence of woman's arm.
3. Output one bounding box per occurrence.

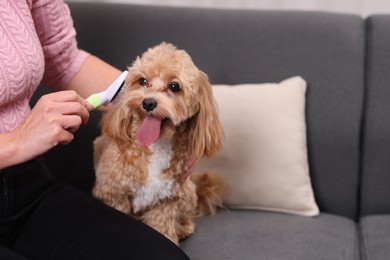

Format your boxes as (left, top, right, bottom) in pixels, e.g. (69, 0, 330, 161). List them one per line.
(66, 55, 121, 99)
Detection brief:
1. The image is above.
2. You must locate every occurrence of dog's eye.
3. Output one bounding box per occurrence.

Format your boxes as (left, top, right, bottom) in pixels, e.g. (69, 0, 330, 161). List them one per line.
(168, 82, 181, 92)
(139, 78, 148, 87)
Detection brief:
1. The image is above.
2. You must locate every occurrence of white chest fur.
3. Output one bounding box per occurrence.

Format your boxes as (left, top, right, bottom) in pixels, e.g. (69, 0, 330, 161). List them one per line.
(132, 138, 176, 213)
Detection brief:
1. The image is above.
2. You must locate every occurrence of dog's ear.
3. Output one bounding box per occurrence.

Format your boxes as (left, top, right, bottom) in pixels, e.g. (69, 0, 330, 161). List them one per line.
(188, 71, 224, 159)
(101, 106, 133, 146)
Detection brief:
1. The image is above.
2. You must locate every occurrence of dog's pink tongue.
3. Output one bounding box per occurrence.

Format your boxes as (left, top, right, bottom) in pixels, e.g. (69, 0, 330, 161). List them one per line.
(137, 115, 162, 146)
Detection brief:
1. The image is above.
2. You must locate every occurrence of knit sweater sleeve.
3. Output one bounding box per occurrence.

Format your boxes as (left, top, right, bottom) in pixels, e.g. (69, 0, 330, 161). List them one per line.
(31, 0, 89, 91)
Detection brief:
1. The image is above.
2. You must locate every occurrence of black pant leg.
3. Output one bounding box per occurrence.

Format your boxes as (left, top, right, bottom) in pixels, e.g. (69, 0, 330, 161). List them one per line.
(0, 246, 29, 260)
(13, 185, 189, 260)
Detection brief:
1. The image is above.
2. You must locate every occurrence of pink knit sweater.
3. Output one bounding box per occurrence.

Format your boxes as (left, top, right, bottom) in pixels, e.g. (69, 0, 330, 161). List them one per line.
(0, 0, 89, 133)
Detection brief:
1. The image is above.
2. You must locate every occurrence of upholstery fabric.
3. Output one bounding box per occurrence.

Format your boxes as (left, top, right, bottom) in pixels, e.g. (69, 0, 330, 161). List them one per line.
(361, 15, 390, 216)
(360, 215, 390, 260)
(180, 210, 359, 260)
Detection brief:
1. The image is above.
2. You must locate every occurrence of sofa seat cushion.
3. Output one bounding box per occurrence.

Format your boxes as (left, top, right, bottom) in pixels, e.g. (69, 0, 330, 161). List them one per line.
(360, 215, 390, 260)
(180, 210, 359, 260)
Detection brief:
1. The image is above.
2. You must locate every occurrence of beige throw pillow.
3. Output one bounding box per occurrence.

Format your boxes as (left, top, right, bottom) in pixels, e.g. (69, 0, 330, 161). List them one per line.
(195, 76, 319, 217)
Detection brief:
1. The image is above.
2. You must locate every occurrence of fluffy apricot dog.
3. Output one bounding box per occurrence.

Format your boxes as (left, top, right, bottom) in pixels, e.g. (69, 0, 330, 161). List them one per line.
(92, 42, 226, 244)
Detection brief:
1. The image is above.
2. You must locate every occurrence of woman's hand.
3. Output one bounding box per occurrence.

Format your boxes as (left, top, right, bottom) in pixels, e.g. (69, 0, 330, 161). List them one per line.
(0, 90, 91, 169)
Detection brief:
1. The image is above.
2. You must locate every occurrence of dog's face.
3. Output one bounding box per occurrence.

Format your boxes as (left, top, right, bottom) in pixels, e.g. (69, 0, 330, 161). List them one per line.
(124, 43, 202, 145)
(102, 42, 223, 159)
(128, 43, 200, 124)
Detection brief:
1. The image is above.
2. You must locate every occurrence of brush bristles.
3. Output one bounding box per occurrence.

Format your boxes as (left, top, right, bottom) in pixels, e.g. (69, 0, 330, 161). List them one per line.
(110, 81, 126, 104)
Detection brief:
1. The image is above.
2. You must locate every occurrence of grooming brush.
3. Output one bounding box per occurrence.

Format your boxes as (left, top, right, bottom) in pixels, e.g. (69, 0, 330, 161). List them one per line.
(86, 70, 128, 110)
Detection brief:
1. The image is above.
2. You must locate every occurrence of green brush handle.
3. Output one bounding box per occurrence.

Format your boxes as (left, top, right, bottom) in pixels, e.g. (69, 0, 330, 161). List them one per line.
(86, 94, 103, 110)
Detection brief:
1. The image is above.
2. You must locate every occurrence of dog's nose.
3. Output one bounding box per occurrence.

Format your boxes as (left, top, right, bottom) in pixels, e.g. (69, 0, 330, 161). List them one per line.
(142, 98, 158, 112)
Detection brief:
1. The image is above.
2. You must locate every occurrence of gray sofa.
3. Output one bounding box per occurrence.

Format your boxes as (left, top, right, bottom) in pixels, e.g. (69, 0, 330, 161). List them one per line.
(32, 1, 390, 259)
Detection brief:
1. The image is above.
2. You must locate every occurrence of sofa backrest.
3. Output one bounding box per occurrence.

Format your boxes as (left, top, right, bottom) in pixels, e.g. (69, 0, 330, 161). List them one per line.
(361, 15, 390, 216)
(37, 2, 366, 219)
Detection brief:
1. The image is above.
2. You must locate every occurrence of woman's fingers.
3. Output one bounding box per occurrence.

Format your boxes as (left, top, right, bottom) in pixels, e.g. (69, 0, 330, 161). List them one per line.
(49, 125, 74, 146)
(51, 101, 90, 126)
(60, 114, 83, 133)
(40, 90, 91, 139)
(40, 91, 90, 125)
(49, 89, 89, 106)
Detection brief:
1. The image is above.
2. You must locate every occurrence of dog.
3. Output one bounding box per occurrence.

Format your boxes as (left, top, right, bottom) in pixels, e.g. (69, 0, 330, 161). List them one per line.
(92, 42, 227, 244)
